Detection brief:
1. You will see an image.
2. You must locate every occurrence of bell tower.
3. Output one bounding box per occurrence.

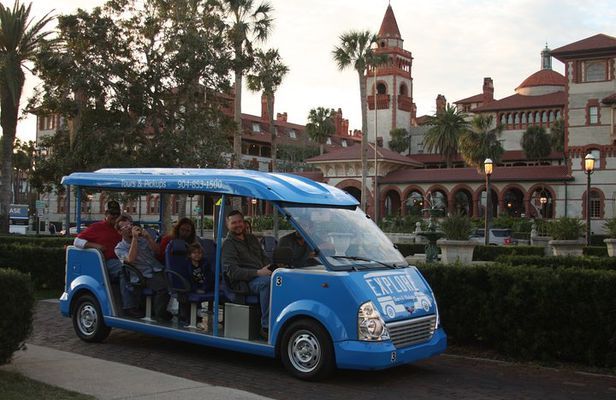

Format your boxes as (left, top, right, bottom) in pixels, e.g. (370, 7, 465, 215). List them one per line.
(367, 4, 414, 150)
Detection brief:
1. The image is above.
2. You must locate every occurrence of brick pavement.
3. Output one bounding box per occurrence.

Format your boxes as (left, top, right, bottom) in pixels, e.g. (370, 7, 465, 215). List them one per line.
(31, 301, 616, 400)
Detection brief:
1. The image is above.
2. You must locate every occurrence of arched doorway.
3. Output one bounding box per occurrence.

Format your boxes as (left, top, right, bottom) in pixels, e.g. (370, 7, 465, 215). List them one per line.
(452, 189, 473, 216)
(529, 187, 553, 218)
(405, 190, 424, 216)
(343, 186, 361, 204)
(478, 187, 498, 218)
(383, 190, 401, 217)
(428, 190, 448, 213)
(502, 187, 524, 217)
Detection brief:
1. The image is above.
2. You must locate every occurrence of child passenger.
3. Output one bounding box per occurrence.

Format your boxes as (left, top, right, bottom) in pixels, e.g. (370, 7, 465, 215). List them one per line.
(188, 243, 214, 293)
(179, 243, 214, 329)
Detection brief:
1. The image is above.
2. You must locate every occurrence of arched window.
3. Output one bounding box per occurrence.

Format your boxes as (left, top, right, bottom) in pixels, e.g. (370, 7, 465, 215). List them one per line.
(507, 114, 513, 125)
(500, 114, 506, 125)
(377, 82, 387, 95)
(514, 113, 520, 125)
(590, 148, 601, 169)
(521, 112, 527, 125)
(556, 110, 561, 119)
(542, 111, 548, 123)
(399, 83, 408, 96)
(528, 112, 534, 124)
(405, 191, 423, 216)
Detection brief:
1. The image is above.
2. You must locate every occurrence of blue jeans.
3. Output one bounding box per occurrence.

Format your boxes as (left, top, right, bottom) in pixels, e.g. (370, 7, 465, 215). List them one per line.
(248, 276, 271, 329)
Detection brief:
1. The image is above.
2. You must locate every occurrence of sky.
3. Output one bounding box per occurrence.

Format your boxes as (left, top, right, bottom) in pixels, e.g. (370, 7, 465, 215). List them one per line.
(17, 0, 616, 142)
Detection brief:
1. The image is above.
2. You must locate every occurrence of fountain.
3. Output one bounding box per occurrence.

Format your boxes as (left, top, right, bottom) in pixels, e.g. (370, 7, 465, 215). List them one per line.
(415, 193, 445, 263)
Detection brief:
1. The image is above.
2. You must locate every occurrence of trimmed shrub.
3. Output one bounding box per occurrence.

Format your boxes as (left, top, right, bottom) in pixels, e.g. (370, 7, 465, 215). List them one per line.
(473, 245, 544, 261)
(495, 254, 616, 270)
(0, 235, 73, 247)
(418, 263, 616, 367)
(547, 217, 584, 240)
(584, 246, 609, 257)
(440, 213, 472, 240)
(0, 244, 66, 290)
(0, 269, 34, 365)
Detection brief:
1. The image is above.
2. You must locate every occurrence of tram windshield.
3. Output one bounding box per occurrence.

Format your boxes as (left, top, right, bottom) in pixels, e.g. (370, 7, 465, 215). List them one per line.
(281, 205, 407, 271)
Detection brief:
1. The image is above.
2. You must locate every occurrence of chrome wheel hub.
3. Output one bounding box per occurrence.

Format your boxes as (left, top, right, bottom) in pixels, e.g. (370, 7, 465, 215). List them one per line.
(288, 330, 321, 373)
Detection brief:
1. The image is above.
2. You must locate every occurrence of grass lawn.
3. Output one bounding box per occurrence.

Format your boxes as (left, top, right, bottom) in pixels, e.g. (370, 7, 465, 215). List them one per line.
(0, 370, 95, 400)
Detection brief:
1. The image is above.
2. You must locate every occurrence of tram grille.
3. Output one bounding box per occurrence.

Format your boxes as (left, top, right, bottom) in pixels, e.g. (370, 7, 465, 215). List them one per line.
(386, 315, 437, 348)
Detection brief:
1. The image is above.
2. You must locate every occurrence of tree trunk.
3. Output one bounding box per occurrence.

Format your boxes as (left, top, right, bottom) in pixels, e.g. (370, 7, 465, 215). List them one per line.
(358, 71, 368, 212)
(233, 69, 242, 169)
(0, 78, 22, 233)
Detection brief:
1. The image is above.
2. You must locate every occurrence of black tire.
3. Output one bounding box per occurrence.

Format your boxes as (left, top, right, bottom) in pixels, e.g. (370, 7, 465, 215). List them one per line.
(280, 319, 335, 381)
(72, 293, 111, 342)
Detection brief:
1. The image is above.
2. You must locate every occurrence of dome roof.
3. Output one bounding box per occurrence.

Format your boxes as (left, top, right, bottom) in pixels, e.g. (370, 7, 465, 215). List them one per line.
(517, 69, 566, 90)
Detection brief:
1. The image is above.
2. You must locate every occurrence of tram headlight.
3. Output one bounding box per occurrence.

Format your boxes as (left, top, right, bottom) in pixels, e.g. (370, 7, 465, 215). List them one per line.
(358, 301, 390, 341)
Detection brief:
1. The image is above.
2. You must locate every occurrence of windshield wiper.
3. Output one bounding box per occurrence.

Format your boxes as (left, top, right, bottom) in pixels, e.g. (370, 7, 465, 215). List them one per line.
(331, 255, 399, 269)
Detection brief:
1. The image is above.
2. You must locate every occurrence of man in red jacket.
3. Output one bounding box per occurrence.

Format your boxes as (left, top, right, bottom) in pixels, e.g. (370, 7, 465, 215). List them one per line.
(73, 200, 134, 313)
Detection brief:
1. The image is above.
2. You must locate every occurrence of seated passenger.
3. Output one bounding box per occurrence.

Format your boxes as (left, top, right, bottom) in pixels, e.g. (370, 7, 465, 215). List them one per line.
(221, 210, 271, 338)
(115, 215, 171, 320)
(178, 243, 215, 326)
(73, 200, 123, 278)
(158, 217, 199, 262)
(278, 231, 314, 268)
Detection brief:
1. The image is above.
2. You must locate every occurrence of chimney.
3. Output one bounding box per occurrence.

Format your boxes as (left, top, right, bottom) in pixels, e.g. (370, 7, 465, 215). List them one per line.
(482, 77, 494, 104)
(276, 112, 287, 122)
(436, 94, 446, 114)
(261, 94, 275, 121)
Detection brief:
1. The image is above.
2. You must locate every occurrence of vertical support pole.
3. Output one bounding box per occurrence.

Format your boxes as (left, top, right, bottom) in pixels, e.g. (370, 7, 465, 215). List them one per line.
(485, 175, 491, 246)
(213, 194, 226, 336)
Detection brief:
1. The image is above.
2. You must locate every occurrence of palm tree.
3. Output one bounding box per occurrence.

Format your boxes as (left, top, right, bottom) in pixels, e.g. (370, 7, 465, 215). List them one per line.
(332, 30, 380, 210)
(388, 127, 409, 154)
(0, 1, 53, 232)
(219, 0, 273, 169)
(424, 104, 468, 168)
(521, 125, 551, 162)
(459, 114, 504, 171)
(305, 107, 335, 155)
(246, 48, 288, 172)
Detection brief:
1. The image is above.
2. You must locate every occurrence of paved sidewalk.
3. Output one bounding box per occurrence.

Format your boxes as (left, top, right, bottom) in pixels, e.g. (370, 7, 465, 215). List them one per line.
(1, 344, 273, 400)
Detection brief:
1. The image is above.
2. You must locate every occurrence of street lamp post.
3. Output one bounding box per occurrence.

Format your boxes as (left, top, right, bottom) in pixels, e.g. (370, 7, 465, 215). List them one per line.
(484, 158, 494, 246)
(372, 44, 379, 223)
(584, 153, 595, 246)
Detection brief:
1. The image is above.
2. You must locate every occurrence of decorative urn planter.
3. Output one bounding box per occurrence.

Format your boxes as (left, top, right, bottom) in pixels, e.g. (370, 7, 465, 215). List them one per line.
(437, 239, 476, 264)
(604, 239, 616, 257)
(548, 239, 585, 256)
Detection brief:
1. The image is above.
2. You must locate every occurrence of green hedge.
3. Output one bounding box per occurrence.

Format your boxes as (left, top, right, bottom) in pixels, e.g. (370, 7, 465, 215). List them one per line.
(584, 246, 608, 257)
(0, 235, 73, 247)
(0, 269, 34, 365)
(0, 244, 66, 290)
(472, 245, 544, 261)
(495, 254, 616, 270)
(419, 263, 616, 367)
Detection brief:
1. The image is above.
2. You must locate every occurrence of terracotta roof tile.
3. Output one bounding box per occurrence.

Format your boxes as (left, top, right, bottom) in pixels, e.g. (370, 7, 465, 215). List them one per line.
(517, 69, 566, 89)
(551, 34, 616, 59)
(472, 91, 565, 112)
(381, 165, 572, 184)
(409, 150, 564, 164)
(306, 143, 423, 166)
(378, 5, 401, 39)
(454, 93, 483, 104)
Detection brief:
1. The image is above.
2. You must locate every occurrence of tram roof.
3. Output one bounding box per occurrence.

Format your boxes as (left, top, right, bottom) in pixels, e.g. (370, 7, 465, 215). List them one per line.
(61, 168, 359, 207)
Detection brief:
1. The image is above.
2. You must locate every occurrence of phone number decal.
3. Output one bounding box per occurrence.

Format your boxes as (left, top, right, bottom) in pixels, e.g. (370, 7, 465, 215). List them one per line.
(177, 179, 224, 190)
